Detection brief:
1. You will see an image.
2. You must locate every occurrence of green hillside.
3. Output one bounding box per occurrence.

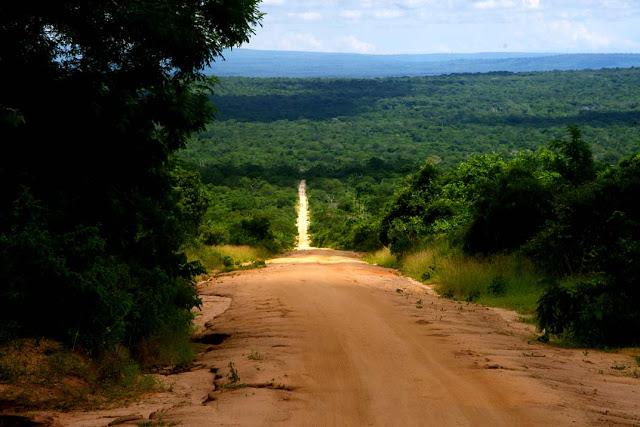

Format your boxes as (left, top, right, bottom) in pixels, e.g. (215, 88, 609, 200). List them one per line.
(180, 68, 640, 250)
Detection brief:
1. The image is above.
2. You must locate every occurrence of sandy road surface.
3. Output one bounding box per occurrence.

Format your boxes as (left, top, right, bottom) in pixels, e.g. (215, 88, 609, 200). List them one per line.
(53, 249, 640, 426)
(295, 180, 311, 250)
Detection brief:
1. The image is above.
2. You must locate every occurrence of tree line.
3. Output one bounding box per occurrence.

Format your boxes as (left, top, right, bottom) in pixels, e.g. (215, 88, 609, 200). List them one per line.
(378, 127, 639, 345)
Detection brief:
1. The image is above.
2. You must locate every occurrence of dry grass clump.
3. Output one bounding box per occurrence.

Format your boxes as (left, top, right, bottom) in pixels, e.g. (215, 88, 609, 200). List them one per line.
(363, 247, 398, 268)
(0, 339, 158, 411)
(428, 253, 542, 314)
(373, 239, 545, 315)
(185, 244, 271, 273)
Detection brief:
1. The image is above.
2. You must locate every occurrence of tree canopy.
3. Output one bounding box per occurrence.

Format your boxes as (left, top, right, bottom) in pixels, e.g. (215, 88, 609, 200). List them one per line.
(0, 1, 262, 357)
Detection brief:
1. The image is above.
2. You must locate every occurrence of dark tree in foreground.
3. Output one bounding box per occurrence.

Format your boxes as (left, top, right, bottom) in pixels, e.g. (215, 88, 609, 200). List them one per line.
(535, 154, 640, 345)
(0, 1, 262, 359)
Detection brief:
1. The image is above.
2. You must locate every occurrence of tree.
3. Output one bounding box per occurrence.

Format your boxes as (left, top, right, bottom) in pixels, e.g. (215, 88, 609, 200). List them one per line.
(0, 1, 262, 356)
(550, 125, 596, 185)
(463, 164, 552, 254)
(380, 162, 439, 254)
(534, 154, 640, 345)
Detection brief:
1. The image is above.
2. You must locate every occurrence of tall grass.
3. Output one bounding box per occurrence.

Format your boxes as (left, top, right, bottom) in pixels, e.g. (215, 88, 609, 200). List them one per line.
(185, 244, 271, 273)
(402, 249, 436, 280)
(433, 254, 542, 314)
(363, 247, 398, 268)
(367, 241, 545, 315)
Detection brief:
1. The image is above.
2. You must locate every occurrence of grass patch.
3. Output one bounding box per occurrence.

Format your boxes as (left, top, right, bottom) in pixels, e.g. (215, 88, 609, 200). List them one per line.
(433, 254, 543, 315)
(388, 240, 545, 316)
(0, 339, 159, 411)
(185, 244, 271, 273)
(137, 325, 196, 371)
(363, 247, 398, 268)
(401, 247, 441, 282)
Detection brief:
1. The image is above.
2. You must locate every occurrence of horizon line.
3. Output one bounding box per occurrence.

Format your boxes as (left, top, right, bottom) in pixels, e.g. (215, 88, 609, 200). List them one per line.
(228, 48, 640, 57)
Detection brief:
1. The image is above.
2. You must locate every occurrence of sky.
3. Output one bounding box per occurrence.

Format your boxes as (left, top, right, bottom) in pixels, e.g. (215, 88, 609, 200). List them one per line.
(244, 0, 640, 54)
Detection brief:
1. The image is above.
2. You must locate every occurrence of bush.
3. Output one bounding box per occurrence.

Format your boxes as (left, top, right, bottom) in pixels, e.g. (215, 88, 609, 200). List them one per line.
(200, 223, 229, 246)
(533, 153, 640, 345)
(463, 165, 552, 254)
(537, 277, 640, 346)
(185, 244, 271, 272)
(488, 275, 507, 296)
(347, 221, 382, 252)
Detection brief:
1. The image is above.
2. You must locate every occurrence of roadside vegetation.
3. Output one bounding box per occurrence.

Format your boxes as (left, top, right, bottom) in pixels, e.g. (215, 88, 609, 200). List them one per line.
(185, 244, 269, 273)
(183, 69, 640, 257)
(376, 127, 640, 346)
(181, 174, 297, 275)
(178, 71, 640, 347)
(0, 0, 262, 410)
(0, 339, 158, 410)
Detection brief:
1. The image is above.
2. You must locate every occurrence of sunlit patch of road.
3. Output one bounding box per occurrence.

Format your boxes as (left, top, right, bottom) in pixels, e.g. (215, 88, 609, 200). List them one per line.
(295, 180, 312, 250)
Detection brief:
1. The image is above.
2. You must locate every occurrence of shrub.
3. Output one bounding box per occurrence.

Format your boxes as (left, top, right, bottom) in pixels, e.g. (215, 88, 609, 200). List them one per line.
(363, 247, 397, 268)
(185, 244, 271, 272)
(534, 153, 640, 345)
(348, 221, 382, 252)
(463, 165, 552, 254)
(537, 274, 640, 346)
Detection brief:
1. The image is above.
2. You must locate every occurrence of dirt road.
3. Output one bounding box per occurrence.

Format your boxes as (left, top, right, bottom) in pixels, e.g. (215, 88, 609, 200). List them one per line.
(55, 249, 640, 426)
(295, 180, 311, 250)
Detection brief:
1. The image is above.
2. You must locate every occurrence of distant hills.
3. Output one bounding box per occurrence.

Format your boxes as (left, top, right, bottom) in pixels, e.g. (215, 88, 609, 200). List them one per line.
(204, 50, 640, 78)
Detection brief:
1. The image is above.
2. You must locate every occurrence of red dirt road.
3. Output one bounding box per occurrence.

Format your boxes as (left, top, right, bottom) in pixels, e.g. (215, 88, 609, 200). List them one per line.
(53, 249, 640, 426)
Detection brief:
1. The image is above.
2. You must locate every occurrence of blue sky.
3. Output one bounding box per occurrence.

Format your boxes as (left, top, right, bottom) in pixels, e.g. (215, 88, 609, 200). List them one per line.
(244, 0, 640, 54)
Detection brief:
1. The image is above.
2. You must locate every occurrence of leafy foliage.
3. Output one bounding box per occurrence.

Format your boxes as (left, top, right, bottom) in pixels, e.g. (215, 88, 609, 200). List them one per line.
(197, 178, 297, 252)
(177, 71, 640, 346)
(463, 163, 552, 254)
(378, 126, 639, 345)
(180, 70, 640, 251)
(0, 1, 262, 357)
(533, 154, 640, 345)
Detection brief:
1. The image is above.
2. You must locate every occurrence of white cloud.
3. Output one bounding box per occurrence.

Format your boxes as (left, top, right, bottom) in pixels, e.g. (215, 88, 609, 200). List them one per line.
(340, 35, 376, 53)
(472, 0, 540, 10)
(400, 0, 435, 7)
(288, 11, 323, 21)
(473, 0, 516, 10)
(548, 20, 611, 48)
(278, 33, 323, 51)
(372, 8, 405, 19)
(246, 0, 640, 54)
(340, 9, 364, 20)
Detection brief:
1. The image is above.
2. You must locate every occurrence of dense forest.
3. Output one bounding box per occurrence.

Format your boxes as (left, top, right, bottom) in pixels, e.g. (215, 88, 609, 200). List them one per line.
(180, 68, 640, 346)
(181, 68, 640, 251)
